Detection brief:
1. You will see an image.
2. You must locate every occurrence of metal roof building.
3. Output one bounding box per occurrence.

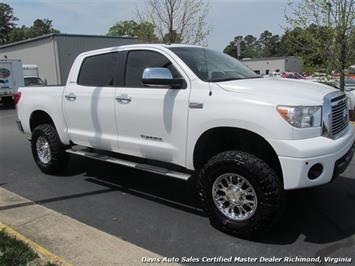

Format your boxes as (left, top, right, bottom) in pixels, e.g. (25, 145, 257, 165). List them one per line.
(0, 33, 139, 84)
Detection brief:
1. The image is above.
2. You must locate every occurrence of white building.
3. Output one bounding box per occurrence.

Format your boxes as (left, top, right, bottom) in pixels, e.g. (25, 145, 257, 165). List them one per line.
(242, 56, 301, 75)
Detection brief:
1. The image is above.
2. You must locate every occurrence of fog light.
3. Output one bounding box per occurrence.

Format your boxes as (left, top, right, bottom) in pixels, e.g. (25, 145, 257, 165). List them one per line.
(308, 163, 323, 180)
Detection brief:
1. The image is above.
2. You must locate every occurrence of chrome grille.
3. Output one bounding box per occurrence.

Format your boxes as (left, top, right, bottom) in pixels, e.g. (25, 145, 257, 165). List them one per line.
(322, 91, 349, 139)
(331, 95, 348, 137)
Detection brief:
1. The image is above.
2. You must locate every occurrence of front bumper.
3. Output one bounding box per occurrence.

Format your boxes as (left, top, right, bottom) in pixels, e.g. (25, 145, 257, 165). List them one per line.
(269, 124, 355, 190)
(333, 143, 354, 178)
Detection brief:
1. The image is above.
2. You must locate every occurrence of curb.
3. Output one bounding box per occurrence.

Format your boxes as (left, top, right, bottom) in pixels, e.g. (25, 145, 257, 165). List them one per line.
(0, 187, 173, 265)
(0, 222, 71, 266)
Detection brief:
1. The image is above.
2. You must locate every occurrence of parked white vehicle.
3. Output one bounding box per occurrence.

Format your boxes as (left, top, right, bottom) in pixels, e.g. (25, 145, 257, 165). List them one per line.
(344, 79, 355, 110)
(16, 44, 355, 237)
(0, 59, 24, 107)
(23, 64, 45, 86)
(328, 78, 355, 110)
(23, 64, 39, 77)
(309, 72, 330, 83)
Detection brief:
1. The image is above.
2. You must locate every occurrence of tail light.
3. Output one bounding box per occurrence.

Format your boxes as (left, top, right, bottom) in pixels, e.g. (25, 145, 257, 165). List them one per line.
(14, 91, 22, 105)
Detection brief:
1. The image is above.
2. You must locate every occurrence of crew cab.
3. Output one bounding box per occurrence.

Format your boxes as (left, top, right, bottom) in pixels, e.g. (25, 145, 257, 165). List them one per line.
(16, 44, 355, 237)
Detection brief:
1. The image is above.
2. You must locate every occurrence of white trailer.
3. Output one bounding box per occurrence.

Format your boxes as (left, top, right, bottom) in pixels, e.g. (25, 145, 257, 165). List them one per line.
(0, 59, 24, 107)
(23, 64, 39, 78)
(23, 64, 45, 86)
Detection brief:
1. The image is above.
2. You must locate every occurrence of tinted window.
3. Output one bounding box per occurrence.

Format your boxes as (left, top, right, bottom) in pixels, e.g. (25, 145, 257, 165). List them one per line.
(125, 50, 181, 88)
(168, 47, 259, 82)
(78, 52, 117, 86)
(24, 77, 44, 86)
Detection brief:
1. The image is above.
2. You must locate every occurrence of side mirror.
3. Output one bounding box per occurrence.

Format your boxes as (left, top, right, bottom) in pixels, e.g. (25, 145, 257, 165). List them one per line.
(142, 67, 183, 89)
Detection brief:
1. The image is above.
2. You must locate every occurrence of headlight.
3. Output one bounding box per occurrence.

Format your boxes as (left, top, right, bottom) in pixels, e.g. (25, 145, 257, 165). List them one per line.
(277, 105, 322, 128)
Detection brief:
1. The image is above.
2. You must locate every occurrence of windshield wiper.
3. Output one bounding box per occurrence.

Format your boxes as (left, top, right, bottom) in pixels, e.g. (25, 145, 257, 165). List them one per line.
(211, 78, 242, 82)
(212, 76, 261, 82)
(243, 76, 262, 79)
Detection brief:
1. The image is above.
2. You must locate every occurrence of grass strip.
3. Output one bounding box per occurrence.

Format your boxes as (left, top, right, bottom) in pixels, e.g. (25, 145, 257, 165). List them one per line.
(0, 229, 55, 266)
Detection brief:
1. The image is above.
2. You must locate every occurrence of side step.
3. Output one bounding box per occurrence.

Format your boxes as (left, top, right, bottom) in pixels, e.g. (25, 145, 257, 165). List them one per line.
(66, 148, 191, 181)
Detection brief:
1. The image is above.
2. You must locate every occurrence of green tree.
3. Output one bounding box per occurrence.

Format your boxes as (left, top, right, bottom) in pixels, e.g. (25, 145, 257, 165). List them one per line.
(280, 24, 333, 72)
(224, 32, 281, 59)
(0, 2, 18, 44)
(27, 19, 59, 38)
(286, 0, 355, 90)
(8, 18, 60, 43)
(162, 30, 182, 43)
(107, 20, 158, 42)
(243, 35, 261, 58)
(7, 25, 27, 43)
(258, 30, 281, 57)
(224, 36, 242, 58)
(108, 20, 138, 37)
(224, 36, 257, 59)
(135, 21, 159, 42)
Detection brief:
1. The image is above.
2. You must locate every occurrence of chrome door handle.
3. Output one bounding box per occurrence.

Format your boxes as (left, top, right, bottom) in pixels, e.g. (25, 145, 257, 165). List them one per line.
(115, 94, 132, 104)
(65, 93, 77, 101)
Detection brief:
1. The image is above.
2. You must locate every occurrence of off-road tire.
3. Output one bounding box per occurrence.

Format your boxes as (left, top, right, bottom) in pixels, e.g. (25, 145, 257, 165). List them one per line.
(197, 150, 285, 238)
(31, 124, 69, 174)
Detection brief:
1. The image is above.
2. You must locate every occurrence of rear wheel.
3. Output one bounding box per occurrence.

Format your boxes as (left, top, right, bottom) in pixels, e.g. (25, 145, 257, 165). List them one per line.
(197, 150, 285, 238)
(31, 124, 69, 174)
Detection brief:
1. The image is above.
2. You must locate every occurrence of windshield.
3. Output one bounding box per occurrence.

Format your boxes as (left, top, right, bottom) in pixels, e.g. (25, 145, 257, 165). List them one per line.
(168, 47, 259, 82)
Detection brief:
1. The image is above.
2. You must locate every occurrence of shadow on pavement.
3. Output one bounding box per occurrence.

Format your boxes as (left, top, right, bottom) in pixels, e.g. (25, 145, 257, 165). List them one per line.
(0, 104, 15, 110)
(3, 154, 354, 247)
(0, 187, 117, 211)
(64, 156, 355, 246)
(254, 176, 355, 245)
(81, 158, 204, 215)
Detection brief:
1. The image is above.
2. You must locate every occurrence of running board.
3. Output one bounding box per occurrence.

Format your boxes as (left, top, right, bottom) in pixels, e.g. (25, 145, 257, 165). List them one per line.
(66, 148, 191, 181)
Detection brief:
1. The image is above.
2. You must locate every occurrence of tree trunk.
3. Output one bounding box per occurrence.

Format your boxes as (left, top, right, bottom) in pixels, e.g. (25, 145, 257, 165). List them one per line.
(339, 47, 347, 91)
(339, 30, 347, 91)
(340, 69, 345, 91)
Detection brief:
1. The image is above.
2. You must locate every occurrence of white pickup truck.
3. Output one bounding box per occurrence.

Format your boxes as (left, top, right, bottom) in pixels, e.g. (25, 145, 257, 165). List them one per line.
(16, 44, 355, 237)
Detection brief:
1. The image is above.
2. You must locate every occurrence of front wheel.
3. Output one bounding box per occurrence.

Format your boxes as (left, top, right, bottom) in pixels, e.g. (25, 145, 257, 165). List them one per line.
(197, 151, 285, 238)
(31, 124, 69, 174)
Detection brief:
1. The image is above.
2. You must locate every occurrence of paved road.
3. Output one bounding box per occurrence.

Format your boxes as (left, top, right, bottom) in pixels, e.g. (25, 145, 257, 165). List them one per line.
(1, 107, 355, 264)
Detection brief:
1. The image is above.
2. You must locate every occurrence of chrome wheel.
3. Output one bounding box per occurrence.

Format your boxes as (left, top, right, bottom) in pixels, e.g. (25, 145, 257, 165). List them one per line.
(36, 136, 51, 164)
(212, 173, 257, 221)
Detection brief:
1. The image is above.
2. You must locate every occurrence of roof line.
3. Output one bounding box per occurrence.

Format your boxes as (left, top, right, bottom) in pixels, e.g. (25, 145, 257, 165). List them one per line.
(0, 33, 137, 50)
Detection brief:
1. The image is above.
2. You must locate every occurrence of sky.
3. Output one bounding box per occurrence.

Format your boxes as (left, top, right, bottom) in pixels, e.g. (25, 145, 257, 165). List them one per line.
(4, 0, 293, 51)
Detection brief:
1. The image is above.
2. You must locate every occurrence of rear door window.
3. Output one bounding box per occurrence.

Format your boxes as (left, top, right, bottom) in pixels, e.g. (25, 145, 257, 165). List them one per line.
(78, 52, 118, 86)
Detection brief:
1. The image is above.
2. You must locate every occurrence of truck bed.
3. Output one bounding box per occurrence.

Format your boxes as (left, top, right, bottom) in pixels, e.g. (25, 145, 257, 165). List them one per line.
(17, 85, 67, 142)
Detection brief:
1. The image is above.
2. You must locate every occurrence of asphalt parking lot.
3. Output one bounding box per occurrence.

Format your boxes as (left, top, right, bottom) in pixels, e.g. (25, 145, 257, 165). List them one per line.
(0, 106, 355, 264)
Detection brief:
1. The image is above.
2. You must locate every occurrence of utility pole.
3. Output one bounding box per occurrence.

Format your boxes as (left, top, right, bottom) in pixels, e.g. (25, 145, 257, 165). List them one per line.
(234, 40, 241, 59)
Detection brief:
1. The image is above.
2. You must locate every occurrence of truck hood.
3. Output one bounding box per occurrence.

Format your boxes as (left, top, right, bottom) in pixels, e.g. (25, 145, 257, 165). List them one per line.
(217, 77, 336, 105)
